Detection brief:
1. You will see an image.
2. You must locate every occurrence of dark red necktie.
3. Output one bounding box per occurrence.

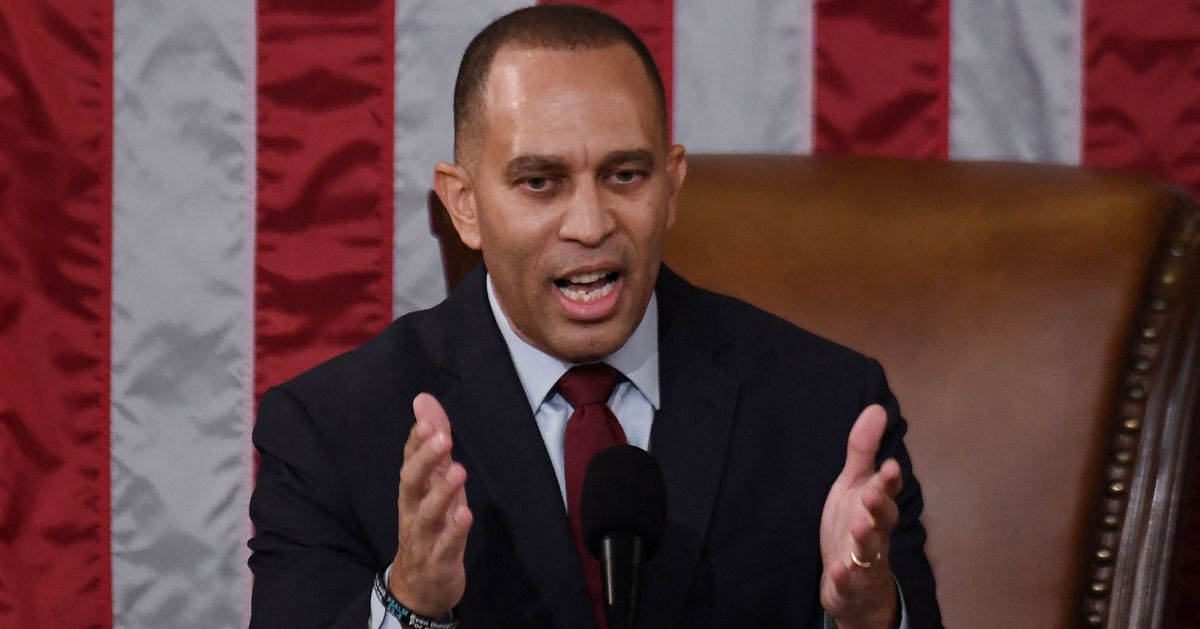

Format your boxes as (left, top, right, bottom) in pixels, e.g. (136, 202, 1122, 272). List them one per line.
(559, 363, 628, 629)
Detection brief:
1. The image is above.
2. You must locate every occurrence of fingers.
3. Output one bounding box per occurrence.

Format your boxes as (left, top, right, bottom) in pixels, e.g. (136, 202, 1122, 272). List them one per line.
(401, 394, 459, 505)
(400, 423, 453, 511)
(823, 516, 896, 624)
(421, 462, 472, 564)
(849, 461, 902, 554)
(416, 462, 466, 531)
(862, 460, 902, 515)
(821, 411, 904, 626)
(402, 394, 444, 472)
(432, 502, 473, 564)
(413, 392, 451, 433)
(839, 404, 888, 483)
(399, 392, 467, 543)
(403, 418, 433, 460)
(822, 549, 898, 629)
(879, 458, 903, 499)
(847, 507, 890, 566)
(392, 393, 472, 615)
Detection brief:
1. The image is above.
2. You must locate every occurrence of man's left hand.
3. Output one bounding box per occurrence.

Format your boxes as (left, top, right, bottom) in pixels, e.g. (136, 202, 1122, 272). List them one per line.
(819, 404, 902, 629)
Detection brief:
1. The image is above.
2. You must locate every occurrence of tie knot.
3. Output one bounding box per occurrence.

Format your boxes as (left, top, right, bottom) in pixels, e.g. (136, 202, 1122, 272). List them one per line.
(556, 363, 621, 408)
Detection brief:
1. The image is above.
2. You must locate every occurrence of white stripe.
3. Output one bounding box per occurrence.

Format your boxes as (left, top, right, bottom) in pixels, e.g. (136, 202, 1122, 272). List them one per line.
(111, 2, 255, 627)
(673, 0, 814, 154)
(240, 1, 258, 625)
(950, 0, 1083, 163)
(392, 0, 532, 317)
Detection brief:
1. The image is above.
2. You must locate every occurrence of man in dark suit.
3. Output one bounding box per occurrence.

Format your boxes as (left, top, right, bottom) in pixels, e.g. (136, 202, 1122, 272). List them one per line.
(249, 5, 940, 629)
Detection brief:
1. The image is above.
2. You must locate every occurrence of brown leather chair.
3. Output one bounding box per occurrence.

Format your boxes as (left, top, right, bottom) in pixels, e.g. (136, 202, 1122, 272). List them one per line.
(428, 155, 1200, 628)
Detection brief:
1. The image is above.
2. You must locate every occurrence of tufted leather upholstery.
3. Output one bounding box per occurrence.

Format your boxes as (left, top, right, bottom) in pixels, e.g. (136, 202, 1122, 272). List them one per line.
(429, 154, 1200, 629)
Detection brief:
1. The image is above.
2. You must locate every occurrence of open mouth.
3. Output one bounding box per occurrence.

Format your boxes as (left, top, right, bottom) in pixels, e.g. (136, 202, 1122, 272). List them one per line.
(554, 270, 621, 303)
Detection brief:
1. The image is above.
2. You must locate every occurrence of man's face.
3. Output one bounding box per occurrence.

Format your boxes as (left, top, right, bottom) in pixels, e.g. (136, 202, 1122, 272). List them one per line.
(444, 43, 686, 363)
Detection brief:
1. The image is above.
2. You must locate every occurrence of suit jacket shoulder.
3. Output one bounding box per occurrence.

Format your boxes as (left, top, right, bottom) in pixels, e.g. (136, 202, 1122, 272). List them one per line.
(655, 265, 880, 409)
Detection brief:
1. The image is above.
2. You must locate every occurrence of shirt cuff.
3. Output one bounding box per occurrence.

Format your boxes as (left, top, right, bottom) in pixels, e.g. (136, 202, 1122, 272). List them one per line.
(368, 563, 406, 629)
(822, 574, 909, 629)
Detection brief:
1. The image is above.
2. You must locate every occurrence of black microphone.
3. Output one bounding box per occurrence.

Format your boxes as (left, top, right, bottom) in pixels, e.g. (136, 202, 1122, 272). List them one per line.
(580, 445, 667, 629)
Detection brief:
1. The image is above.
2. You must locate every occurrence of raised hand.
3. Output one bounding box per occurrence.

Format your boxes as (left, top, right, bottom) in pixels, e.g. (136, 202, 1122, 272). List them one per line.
(388, 393, 474, 617)
(819, 404, 902, 629)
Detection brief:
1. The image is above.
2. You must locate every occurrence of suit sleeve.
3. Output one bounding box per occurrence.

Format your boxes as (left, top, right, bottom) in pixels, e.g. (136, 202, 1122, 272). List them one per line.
(864, 359, 944, 629)
(249, 385, 378, 628)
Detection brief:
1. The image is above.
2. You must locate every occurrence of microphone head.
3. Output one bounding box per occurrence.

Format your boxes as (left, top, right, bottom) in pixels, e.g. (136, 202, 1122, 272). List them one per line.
(580, 445, 667, 560)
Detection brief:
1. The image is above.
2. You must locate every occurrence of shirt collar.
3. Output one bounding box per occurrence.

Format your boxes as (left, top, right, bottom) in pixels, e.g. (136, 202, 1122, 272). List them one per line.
(486, 273, 660, 412)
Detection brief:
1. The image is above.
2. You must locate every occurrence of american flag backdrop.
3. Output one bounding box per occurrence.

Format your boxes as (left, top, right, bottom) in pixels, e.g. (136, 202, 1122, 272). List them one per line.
(2, 0, 1199, 627)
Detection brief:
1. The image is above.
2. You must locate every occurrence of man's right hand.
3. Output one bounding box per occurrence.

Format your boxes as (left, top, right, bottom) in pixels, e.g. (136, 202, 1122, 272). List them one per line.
(388, 393, 473, 617)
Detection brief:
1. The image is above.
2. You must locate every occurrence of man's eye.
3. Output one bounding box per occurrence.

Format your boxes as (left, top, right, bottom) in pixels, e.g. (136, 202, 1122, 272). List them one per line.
(610, 170, 642, 185)
(522, 177, 553, 192)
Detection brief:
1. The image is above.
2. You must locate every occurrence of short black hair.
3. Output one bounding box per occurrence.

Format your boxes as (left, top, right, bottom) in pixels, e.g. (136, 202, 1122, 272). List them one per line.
(452, 4, 668, 162)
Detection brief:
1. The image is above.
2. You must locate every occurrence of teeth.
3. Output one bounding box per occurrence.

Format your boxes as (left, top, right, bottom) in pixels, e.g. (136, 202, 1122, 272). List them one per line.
(558, 279, 615, 303)
(566, 270, 608, 284)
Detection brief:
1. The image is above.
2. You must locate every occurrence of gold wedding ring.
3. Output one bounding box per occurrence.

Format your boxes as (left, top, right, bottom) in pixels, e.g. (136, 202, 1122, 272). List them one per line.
(850, 549, 881, 569)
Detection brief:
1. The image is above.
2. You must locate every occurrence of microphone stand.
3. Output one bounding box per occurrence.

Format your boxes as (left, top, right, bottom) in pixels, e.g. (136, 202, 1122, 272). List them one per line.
(601, 533, 644, 629)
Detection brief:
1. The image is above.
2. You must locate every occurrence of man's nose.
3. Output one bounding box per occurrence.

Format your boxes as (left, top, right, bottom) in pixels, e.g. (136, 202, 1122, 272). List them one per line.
(558, 180, 616, 246)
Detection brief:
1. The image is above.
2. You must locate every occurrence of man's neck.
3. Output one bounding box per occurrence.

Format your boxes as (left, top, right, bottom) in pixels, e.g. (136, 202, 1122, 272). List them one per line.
(484, 273, 660, 411)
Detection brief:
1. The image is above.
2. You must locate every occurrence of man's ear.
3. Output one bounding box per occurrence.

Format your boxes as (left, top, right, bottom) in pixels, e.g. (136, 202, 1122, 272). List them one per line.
(664, 144, 688, 229)
(433, 161, 482, 250)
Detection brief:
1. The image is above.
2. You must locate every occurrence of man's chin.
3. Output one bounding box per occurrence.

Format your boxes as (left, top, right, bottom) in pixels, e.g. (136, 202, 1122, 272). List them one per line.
(545, 325, 631, 364)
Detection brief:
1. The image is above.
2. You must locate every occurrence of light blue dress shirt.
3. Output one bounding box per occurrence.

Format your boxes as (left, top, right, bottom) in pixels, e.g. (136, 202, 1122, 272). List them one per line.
(370, 274, 907, 629)
(485, 274, 660, 503)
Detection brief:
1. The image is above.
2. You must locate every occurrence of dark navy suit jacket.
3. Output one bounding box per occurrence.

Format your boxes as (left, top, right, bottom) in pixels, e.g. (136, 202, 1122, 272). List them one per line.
(248, 265, 942, 628)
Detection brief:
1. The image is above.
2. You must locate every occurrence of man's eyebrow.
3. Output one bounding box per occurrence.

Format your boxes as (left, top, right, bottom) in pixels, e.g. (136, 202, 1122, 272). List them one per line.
(599, 149, 655, 170)
(502, 150, 656, 180)
(503, 155, 568, 179)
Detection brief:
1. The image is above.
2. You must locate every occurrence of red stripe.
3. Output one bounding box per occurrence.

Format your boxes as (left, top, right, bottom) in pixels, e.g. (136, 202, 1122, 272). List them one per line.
(540, 0, 675, 135)
(255, 0, 396, 402)
(1083, 0, 1200, 197)
(813, 0, 951, 158)
(0, 0, 113, 627)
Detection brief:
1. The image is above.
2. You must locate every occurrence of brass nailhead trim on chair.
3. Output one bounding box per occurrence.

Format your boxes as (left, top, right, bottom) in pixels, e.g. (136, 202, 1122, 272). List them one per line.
(1080, 205, 1200, 628)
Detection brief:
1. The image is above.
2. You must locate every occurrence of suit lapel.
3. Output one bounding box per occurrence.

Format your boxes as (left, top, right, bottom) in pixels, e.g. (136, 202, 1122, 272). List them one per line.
(639, 268, 740, 625)
(426, 268, 595, 629)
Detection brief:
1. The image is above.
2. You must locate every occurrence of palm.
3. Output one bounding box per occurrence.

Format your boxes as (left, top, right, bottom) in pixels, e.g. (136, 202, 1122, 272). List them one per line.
(820, 469, 859, 573)
(817, 404, 902, 629)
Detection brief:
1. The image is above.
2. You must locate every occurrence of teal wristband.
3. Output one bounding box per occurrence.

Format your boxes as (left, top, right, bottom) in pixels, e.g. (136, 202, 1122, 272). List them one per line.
(373, 570, 457, 629)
